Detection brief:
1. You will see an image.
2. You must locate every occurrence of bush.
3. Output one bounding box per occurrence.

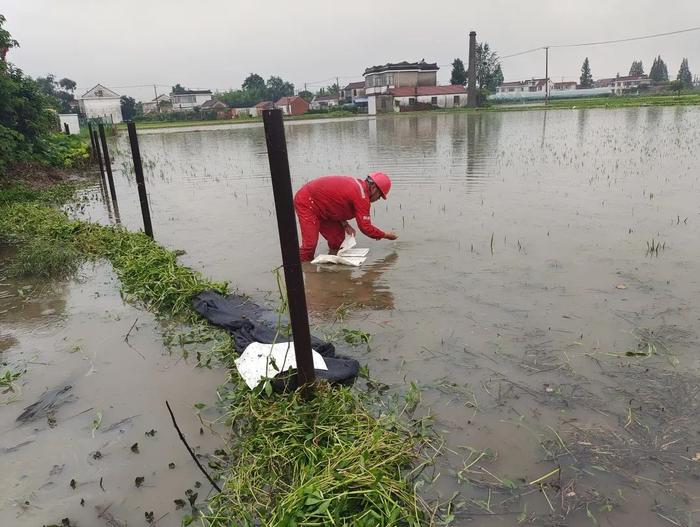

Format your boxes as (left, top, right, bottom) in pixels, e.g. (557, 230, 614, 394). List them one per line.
(36, 133, 90, 169)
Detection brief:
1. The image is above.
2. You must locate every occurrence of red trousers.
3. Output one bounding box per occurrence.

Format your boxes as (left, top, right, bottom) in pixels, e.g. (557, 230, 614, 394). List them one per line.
(294, 188, 345, 261)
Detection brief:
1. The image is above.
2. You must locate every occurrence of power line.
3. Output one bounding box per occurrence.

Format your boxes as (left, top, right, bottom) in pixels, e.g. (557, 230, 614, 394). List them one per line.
(500, 25, 700, 60)
(550, 25, 700, 49)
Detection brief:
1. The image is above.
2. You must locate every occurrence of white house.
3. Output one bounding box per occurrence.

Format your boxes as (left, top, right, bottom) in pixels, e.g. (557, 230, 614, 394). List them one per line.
(170, 89, 213, 111)
(78, 84, 123, 123)
(364, 60, 440, 115)
(142, 94, 171, 114)
(310, 94, 340, 110)
(553, 81, 577, 91)
(612, 75, 650, 95)
(496, 78, 554, 94)
(390, 85, 468, 111)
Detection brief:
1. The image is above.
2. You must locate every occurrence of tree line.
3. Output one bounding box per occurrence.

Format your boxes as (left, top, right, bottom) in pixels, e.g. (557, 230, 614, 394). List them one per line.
(579, 55, 694, 89)
(214, 73, 295, 108)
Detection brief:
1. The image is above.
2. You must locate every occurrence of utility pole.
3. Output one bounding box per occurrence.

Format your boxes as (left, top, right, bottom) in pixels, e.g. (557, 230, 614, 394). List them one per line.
(153, 84, 160, 113)
(544, 47, 550, 104)
(467, 31, 478, 107)
(336, 76, 340, 105)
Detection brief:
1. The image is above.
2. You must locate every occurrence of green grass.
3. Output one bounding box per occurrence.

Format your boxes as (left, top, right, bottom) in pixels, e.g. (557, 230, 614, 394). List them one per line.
(205, 383, 427, 526)
(489, 93, 700, 112)
(0, 184, 431, 526)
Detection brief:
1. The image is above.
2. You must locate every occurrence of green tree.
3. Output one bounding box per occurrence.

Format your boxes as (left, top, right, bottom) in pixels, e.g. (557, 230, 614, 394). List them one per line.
(450, 58, 467, 85)
(120, 95, 137, 121)
(298, 90, 313, 102)
(668, 79, 683, 95)
(242, 73, 265, 92)
(266, 76, 294, 101)
(36, 74, 58, 97)
(325, 82, 340, 96)
(629, 60, 644, 76)
(0, 14, 19, 61)
(467, 42, 504, 92)
(677, 58, 692, 87)
(579, 57, 593, 88)
(649, 55, 669, 82)
(58, 77, 76, 93)
(171, 83, 187, 94)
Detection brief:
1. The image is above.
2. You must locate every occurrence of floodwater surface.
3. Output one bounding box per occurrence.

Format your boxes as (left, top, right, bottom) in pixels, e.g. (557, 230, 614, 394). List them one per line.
(0, 248, 226, 526)
(6, 106, 700, 526)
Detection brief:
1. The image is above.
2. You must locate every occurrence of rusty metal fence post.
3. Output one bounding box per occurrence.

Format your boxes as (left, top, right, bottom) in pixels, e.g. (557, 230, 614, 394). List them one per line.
(262, 109, 315, 392)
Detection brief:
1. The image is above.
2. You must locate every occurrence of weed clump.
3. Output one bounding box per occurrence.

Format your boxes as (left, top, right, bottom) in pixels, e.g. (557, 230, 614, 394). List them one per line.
(205, 382, 426, 526)
(7, 236, 82, 279)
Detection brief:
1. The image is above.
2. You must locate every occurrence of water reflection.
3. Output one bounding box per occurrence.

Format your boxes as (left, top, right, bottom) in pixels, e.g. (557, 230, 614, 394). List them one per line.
(303, 252, 398, 314)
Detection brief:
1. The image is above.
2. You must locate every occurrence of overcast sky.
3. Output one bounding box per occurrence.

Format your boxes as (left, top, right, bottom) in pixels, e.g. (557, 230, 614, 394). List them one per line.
(3, 0, 699, 101)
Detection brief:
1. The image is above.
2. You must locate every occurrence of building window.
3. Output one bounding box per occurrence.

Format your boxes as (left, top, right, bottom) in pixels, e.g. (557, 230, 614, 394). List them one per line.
(431, 96, 438, 105)
(453, 95, 460, 105)
(408, 97, 416, 106)
(386, 74, 393, 86)
(95, 90, 103, 97)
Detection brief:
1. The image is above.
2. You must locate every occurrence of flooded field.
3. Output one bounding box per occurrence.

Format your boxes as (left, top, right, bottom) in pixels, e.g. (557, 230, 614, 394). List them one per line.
(0, 249, 225, 526)
(4, 106, 700, 525)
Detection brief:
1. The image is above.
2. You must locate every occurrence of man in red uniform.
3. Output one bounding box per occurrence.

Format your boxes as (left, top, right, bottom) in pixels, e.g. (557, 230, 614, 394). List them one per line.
(294, 172, 398, 262)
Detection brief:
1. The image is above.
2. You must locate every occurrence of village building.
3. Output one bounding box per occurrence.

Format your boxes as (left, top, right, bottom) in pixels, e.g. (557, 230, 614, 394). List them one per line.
(275, 96, 309, 116)
(496, 78, 554, 94)
(390, 85, 467, 110)
(553, 81, 578, 91)
(310, 94, 340, 110)
(78, 83, 123, 123)
(365, 60, 462, 115)
(142, 94, 171, 114)
(170, 89, 213, 111)
(612, 75, 650, 95)
(343, 81, 366, 103)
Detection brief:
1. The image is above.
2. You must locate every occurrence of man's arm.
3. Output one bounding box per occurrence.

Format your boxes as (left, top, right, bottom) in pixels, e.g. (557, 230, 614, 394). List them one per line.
(354, 201, 388, 240)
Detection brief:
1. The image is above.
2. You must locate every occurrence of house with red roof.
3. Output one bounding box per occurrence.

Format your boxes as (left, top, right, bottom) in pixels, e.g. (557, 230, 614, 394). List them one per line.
(275, 96, 309, 116)
(390, 85, 468, 110)
(253, 100, 274, 117)
(362, 60, 468, 114)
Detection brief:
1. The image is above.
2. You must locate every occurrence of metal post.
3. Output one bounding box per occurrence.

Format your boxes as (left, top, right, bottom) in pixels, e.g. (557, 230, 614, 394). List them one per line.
(126, 122, 154, 238)
(92, 129, 106, 182)
(261, 109, 315, 392)
(98, 123, 118, 202)
(545, 46, 550, 104)
(88, 123, 97, 161)
(63, 123, 70, 134)
(467, 31, 478, 107)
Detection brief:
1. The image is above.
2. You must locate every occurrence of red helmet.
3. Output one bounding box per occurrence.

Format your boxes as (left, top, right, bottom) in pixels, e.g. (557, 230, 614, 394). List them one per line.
(368, 172, 391, 199)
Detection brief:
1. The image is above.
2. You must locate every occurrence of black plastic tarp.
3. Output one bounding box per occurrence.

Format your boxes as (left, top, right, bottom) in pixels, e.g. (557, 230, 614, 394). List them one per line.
(193, 290, 359, 385)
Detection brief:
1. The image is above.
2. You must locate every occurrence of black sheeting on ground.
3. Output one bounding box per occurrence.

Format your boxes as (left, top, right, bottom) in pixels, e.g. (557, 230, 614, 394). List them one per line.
(193, 290, 359, 385)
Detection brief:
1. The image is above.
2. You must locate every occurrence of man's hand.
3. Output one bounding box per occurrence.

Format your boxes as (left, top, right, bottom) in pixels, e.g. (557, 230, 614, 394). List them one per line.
(384, 231, 398, 240)
(343, 223, 356, 237)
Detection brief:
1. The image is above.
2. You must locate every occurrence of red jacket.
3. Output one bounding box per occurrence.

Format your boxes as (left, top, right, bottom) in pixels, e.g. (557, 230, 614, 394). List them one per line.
(297, 175, 387, 239)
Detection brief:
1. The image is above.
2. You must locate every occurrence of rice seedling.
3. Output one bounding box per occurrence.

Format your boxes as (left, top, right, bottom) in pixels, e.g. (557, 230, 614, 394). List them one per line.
(7, 237, 82, 279)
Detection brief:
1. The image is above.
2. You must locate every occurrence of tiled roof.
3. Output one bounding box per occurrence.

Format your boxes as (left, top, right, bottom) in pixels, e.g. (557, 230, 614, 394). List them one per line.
(255, 100, 274, 108)
(364, 60, 439, 75)
(344, 81, 365, 90)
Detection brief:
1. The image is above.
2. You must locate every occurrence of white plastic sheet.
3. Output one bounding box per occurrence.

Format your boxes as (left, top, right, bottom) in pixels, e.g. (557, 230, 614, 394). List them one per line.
(234, 341, 328, 389)
(311, 234, 369, 266)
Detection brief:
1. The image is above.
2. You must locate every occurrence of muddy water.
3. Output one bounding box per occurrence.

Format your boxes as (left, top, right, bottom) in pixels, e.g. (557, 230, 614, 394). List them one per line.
(43, 107, 700, 525)
(0, 249, 226, 526)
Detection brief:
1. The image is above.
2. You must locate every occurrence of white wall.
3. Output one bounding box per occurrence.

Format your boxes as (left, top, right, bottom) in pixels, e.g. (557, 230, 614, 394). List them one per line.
(368, 96, 377, 115)
(79, 98, 123, 123)
(58, 114, 80, 134)
(394, 94, 467, 109)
